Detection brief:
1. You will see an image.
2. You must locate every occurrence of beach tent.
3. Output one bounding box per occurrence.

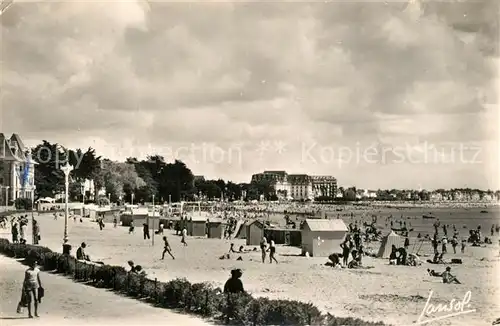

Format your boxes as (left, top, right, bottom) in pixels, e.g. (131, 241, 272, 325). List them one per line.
(233, 220, 246, 239)
(377, 231, 405, 258)
(301, 219, 348, 257)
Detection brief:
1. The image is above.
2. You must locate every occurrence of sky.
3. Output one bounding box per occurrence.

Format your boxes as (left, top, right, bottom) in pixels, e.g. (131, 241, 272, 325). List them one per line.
(1, 0, 499, 190)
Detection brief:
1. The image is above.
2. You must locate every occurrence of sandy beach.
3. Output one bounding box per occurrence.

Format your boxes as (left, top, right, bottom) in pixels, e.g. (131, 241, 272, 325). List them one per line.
(1, 207, 499, 326)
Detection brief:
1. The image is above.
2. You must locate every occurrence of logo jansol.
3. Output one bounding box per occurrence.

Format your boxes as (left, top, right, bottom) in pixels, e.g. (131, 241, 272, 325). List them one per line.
(416, 290, 476, 325)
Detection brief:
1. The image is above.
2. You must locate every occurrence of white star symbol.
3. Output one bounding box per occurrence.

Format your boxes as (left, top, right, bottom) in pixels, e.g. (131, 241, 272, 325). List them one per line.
(255, 141, 271, 159)
(273, 141, 287, 155)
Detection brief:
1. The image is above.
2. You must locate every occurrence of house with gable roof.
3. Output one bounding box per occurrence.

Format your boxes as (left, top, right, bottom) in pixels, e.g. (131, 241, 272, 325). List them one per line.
(0, 133, 36, 204)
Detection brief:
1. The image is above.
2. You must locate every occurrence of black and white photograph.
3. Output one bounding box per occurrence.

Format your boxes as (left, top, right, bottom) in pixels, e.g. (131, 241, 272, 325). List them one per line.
(0, 0, 499, 325)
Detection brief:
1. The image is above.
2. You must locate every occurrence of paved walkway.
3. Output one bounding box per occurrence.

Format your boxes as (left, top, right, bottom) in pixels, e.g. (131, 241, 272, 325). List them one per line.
(0, 255, 210, 326)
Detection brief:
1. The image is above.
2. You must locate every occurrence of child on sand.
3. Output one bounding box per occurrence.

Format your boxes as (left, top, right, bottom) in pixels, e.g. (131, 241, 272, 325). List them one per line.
(129, 220, 135, 234)
(161, 236, 175, 260)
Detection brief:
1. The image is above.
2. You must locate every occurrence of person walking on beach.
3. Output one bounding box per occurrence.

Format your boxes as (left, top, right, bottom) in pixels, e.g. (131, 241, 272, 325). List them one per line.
(461, 239, 466, 253)
(113, 216, 118, 228)
(33, 220, 40, 245)
(268, 239, 278, 264)
(19, 220, 27, 244)
(181, 227, 188, 246)
(451, 236, 458, 254)
(260, 236, 267, 263)
(161, 236, 175, 260)
(340, 240, 351, 267)
(17, 258, 43, 318)
(129, 220, 135, 234)
(143, 223, 150, 240)
(11, 220, 19, 243)
(441, 237, 448, 254)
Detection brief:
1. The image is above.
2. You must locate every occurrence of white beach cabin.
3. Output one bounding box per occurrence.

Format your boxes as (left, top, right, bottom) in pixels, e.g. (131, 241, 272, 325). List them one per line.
(301, 219, 348, 257)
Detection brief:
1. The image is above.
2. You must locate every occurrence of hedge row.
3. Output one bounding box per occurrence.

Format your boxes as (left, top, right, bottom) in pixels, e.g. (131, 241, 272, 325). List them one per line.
(0, 238, 387, 326)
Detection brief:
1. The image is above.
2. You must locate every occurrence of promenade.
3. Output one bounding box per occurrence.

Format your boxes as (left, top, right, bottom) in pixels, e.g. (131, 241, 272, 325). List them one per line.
(0, 255, 210, 326)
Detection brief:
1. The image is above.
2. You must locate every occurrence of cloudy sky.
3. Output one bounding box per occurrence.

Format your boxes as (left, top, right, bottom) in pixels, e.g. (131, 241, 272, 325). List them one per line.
(1, 0, 498, 189)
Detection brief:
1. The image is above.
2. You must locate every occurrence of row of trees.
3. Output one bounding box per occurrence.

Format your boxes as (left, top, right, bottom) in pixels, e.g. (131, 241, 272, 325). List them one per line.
(29, 140, 500, 204)
(30, 141, 273, 204)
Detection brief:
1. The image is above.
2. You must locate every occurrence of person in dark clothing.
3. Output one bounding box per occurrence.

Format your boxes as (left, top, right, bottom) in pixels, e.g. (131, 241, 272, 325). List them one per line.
(340, 240, 351, 267)
(161, 236, 175, 260)
(223, 269, 244, 293)
(76, 242, 90, 261)
(431, 237, 439, 254)
(143, 223, 150, 240)
(404, 237, 410, 249)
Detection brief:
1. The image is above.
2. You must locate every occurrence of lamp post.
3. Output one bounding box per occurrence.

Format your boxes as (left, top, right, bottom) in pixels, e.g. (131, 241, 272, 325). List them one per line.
(31, 185, 36, 244)
(152, 194, 155, 246)
(5, 186, 9, 210)
(61, 163, 73, 254)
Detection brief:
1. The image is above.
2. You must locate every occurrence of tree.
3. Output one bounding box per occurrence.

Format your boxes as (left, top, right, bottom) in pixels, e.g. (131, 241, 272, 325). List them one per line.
(31, 141, 68, 198)
(159, 160, 195, 202)
(97, 160, 146, 202)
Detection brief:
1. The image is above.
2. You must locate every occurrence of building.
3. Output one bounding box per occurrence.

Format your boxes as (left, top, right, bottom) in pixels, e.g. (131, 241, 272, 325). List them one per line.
(250, 171, 337, 201)
(310, 176, 337, 198)
(288, 174, 313, 200)
(301, 219, 348, 257)
(0, 133, 36, 205)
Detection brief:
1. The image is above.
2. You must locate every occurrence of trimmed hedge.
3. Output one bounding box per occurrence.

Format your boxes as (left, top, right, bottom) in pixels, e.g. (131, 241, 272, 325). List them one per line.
(0, 238, 387, 326)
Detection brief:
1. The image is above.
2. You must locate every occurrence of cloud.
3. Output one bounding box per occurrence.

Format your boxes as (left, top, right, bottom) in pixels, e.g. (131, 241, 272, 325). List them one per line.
(1, 0, 498, 189)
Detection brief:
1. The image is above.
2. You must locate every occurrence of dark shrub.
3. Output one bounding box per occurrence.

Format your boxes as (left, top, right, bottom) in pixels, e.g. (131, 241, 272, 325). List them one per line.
(162, 278, 192, 308)
(324, 313, 386, 326)
(14, 198, 32, 210)
(222, 292, 254, 325)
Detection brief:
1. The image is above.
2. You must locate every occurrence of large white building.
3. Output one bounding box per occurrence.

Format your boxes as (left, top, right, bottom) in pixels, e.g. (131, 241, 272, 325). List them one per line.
(250, 171, 337, 201)
(0, 133, 36, 204)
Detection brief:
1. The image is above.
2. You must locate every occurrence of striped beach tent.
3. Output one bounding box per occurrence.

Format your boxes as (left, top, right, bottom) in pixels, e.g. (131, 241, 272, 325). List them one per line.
(377, 231, 405, 258)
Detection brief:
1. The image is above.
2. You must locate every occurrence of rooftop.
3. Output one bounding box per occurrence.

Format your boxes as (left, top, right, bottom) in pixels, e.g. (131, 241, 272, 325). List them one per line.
(304, 219, 348, 232)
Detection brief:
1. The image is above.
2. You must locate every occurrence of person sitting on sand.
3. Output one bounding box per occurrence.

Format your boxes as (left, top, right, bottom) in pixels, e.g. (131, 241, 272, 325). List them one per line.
(328, 253, 341, 268)
(442, 266, 461, 284)
(229, 243, 237, 253)
(238, 245, 244, 253)
(132, 265, 147, 277)
(223, 269, 245, 294)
